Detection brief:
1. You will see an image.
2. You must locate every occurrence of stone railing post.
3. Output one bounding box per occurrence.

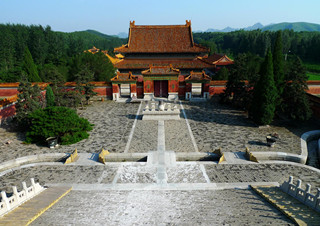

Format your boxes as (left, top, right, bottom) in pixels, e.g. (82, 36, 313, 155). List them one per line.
(288, 176, 293, 184)
(22, 181, 28, 198)
(31, 178, 37, 193)
(12, 186, 19, 202)
(1, 191, 10, 211)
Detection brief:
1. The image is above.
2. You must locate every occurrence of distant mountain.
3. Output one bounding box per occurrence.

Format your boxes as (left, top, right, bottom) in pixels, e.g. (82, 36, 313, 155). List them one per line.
(205, 23, 263, 32)
(244, 23, 264, 31)
(203, 22, 320, 33)
(206, 27, 236, 33)
(261, 22, 320, 32)
(117, 32, 128, 39)
(85, 29, 117, 39)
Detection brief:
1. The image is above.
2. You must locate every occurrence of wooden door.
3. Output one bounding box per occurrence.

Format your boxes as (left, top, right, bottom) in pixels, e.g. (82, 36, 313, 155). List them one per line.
(154, 81, 168, 97)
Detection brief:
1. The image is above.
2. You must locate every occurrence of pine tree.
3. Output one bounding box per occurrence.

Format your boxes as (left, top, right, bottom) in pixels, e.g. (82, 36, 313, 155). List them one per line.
(273, 31, 285, 103)
(251, 50, 278, 125)
(281, 56, 312, 121)
(22, 47, 42, 82)
(15, 75, 44, 128)
(45, 85, 55, 107)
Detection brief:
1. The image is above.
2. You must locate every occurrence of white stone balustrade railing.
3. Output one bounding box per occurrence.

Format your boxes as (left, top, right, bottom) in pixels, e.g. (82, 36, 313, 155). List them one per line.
(281, 176, 320, 212)
(0, 178, 45, 217)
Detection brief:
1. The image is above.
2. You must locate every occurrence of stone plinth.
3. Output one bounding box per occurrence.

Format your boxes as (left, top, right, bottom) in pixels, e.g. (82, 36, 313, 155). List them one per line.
(142, 101, 180, 120)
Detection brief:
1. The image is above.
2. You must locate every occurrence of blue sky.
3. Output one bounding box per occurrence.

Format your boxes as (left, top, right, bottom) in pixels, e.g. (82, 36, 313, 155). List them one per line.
(0, 0, 319, 35)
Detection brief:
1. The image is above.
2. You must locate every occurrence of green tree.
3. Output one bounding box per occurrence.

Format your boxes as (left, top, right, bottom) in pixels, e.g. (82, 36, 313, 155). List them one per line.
(22, 47, 42, 82)
(221, 53, 261, 109)
(39, 63, 66, 82)
(221, 53, 247, 105)
(74, 65, 97, 106)
(15, 76, 45, 128)
(250, 50, 278, 125)
(25, 106, 93, 145)
(45, 85, 55, 107)
(281, 56, 312, 120)
(69, 52, 115, 82)
(273, 31, 285, 103)
(214, 67, 229, 80)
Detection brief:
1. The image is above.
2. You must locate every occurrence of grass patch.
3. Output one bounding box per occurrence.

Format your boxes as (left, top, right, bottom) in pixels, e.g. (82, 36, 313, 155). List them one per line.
(307, 73, 320, 81)
(304, 62, 320, 73)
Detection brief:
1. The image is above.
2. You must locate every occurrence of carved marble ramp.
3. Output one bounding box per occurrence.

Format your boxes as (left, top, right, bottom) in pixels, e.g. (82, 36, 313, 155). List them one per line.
(252, 185, 320, 226)
(0, 187, 71, 226)
(222, 152, 251, 164)
(147, 120, 176, 184)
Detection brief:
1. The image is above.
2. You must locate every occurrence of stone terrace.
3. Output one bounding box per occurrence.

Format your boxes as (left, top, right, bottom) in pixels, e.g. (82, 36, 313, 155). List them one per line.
(1, 100, 320, 225)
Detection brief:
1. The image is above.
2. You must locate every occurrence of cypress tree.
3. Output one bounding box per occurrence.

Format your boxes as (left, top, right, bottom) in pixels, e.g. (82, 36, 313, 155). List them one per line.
(282, 56, 312, 121)
(45, 85, 55, 107)
(22, 47, 42, 82)
(251, 49, 278, 125)
(273, 31, 285, 102)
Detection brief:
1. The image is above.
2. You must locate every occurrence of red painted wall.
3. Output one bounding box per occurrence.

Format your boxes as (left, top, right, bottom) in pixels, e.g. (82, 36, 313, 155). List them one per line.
(0, 104, 16, 123)
(144, 80, 154, 93)
(168, 80, 179, 93)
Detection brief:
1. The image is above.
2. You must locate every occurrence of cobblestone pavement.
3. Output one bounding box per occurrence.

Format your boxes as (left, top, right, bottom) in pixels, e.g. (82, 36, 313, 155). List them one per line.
(165, 120, 195, 152)
(0, 164, 118, 193)
(0, 101, 139, 162)
(183, 100, 320, 154)
(128, 120, 158, 153)
(32, 189, 293, 226)
(1, 101, 319, 162)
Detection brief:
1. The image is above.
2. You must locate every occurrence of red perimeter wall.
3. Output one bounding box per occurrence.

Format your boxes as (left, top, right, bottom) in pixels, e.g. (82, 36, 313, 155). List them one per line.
(1, 81, 320, 123)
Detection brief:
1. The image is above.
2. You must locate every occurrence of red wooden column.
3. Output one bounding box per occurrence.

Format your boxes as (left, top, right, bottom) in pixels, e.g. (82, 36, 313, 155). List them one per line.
(130, 83, 137, 98)
(203, 83, 210, 99)
(203, 83, 210, 92)
(178, 75, 186, 99)
(112, 84, 119, 100)
(186, 83, 192, 92)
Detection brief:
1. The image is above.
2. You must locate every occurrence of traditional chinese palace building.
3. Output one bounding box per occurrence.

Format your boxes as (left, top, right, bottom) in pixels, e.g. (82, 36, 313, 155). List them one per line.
(109, 20, 233, 100)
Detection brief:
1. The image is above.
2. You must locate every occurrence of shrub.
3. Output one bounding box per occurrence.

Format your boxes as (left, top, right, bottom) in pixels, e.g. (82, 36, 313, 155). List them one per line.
(45, 85, 55, 107)
(26, 106, 93, 145)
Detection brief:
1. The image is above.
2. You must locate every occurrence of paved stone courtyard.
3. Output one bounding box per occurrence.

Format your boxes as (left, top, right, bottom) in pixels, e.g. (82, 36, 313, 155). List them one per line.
(1, 100, 320, 225)
(32, 189, 293, 225)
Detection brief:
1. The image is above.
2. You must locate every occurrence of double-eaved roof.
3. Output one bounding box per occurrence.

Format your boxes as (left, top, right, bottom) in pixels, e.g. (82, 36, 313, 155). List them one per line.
(114, 20, 209, 54)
